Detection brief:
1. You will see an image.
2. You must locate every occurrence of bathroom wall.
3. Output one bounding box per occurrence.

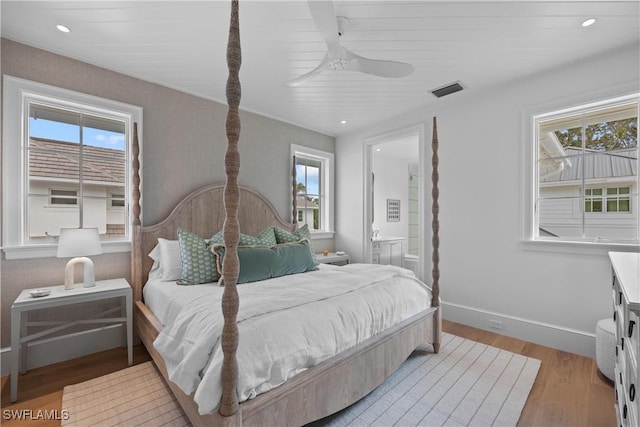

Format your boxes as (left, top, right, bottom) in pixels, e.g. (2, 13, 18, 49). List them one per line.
(372, 154, 409, 241)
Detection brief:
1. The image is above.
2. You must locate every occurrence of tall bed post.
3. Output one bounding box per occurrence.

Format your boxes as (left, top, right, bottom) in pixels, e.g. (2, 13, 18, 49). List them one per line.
(220, 0, 241, 419)
(131, 122, 142, 302)
(129, 2, 442, 422)
(292, 155, 298, 227)
(431, 116, 442, 353)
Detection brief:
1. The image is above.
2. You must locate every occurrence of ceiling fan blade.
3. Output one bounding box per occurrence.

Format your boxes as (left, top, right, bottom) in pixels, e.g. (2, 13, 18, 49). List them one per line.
(346, 51, 414, 78)
(286, 55, 330, 87)
(308, 1, 342, 57)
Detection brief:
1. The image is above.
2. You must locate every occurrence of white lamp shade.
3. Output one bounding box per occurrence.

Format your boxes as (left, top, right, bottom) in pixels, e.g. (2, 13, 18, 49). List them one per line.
(57, 228, 102, 258)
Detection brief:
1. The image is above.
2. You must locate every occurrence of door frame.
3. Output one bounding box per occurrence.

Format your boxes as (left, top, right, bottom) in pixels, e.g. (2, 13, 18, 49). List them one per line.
(363, 123, 426, 280)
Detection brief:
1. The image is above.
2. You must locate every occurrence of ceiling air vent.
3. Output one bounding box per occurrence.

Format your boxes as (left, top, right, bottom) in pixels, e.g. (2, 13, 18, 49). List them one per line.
(430, 81, 464, 98)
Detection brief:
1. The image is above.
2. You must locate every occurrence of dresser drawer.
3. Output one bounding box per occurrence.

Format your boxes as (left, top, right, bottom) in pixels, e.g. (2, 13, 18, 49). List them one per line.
(609, 252, 640, 427)
(628, 310, 639, 360)
(616, 367, 627, 427)
(625, 348, 637, 406)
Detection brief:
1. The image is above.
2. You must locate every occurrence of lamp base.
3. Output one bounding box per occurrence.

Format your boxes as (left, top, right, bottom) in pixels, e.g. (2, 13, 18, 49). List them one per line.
(64, 257, 96, 290)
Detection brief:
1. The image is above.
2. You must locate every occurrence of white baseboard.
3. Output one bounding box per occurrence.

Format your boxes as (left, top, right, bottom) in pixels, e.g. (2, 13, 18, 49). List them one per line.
(0, 325, 126, 377)
(442, 302, 596, 358)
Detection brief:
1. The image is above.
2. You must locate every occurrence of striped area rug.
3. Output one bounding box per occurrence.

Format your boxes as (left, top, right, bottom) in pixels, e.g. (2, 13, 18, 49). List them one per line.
(61, 362, 188, 427)
(61, 333, 540, 427)
(313, 333, 541, 427)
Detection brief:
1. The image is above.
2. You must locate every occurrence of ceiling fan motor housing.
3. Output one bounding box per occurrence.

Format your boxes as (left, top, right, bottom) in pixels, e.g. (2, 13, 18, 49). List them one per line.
(337, 16, 349, 36)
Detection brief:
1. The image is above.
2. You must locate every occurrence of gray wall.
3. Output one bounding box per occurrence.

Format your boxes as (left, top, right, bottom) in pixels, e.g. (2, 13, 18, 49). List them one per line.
(335, 43, 639, 357)
(0, 38, 335, 348)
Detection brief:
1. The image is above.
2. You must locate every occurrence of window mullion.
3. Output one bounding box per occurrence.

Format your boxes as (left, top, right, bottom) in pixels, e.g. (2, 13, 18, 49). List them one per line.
(580, 114, 586, 239)
(79, 113, 85, 228)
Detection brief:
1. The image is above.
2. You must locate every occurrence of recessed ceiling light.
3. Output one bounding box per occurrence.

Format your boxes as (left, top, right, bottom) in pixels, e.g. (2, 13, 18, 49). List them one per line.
(376, 148, 381, 152)
(340, 120, 347, 124)
(56, 24, 71, 33)
(581, 18, 596, 27)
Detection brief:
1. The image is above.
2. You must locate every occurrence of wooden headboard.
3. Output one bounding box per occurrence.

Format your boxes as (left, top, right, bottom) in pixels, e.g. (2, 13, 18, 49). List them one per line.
(130, 182, 295, 301)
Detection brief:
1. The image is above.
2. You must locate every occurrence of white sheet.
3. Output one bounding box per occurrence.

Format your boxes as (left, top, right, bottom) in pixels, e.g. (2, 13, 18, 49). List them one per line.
(148, 263, 433, 415)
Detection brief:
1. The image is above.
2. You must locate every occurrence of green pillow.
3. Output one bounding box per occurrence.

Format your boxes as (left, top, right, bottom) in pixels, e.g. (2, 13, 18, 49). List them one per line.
(241, 226, 277, 246)
(209, 227, 277, 247)
(270, 240, 318, 277)
(209, 230, 223, 244)
(274, 224, 311, 243)
(177, 228, 220, 285)
(212, 240, 317, 284)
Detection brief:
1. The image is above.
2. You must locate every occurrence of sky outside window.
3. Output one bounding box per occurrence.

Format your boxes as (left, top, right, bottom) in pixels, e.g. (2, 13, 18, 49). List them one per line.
(296, 163, 319, 195)
(29, 117, 125, 150)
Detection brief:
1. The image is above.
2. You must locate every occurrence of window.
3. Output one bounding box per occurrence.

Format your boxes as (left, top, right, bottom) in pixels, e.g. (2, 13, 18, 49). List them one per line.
(606, 187, 630, 213)
(50, 189, 78, 206)
(3, 76, 142, 259)
(531, 94, 639, 245)
(110, 193, 125, 208)
(585, 187, 631, 213)
(291, 144, 334, 237)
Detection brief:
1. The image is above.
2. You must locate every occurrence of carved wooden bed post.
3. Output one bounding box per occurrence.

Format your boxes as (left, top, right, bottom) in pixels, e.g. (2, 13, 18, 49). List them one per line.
(129, 2, 442, 422)
(431, 116, 442, 353)
(220, 0, 241, 419)
(131, 122, 142, 302)
(292, 156, 298, 227)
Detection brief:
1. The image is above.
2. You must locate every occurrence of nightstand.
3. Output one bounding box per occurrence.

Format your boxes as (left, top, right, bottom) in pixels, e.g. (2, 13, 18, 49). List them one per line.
(316, 252, 350, 266)
(10, 278, 133, 402)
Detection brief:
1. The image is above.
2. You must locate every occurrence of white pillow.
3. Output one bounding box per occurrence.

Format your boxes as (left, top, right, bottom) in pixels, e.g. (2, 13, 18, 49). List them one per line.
(148, 244, 163, 280)
(148, 238, 182, 282)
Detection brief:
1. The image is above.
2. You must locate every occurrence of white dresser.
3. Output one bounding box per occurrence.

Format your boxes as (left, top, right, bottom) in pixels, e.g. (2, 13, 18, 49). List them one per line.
(610, 252, 639, 427)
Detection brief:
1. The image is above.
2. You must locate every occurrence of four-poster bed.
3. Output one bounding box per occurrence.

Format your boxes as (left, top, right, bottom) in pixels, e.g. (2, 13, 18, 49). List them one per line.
(130, 1, 442, 426)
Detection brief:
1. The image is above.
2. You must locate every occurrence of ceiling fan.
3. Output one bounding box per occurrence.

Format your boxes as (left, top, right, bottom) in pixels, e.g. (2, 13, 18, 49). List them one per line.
(286, 1, 414, 87)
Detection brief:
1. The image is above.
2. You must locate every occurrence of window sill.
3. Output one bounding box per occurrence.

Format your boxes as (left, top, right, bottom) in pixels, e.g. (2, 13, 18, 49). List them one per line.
(310, 230, 335, 240)
(521, 238, 639, 256)
(3, 241, 131, 260)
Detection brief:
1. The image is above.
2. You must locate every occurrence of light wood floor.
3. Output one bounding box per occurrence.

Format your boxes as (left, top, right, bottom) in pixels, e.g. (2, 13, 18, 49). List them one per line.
(0, 320, 614, 427)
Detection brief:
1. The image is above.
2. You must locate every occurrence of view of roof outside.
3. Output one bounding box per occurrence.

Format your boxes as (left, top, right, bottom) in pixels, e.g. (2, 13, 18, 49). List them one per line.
(27, 108, 127, 241)
(537, 104, 639, 242)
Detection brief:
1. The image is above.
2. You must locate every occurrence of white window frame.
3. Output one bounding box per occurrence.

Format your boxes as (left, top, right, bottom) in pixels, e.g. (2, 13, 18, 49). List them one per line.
(291, 144, 334, 239)
(522, 91, 639, 253)
(2, 76, 143, 259)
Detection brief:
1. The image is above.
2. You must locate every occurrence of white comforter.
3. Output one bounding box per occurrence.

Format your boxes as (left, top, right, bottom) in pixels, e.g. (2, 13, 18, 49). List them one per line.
(152, 263, 432, 415)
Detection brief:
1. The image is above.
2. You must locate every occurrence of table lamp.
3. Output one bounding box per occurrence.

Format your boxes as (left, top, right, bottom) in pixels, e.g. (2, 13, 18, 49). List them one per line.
(57, 227, 102, 290)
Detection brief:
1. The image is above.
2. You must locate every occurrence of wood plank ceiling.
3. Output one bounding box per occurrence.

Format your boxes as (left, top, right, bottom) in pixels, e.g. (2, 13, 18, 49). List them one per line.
(2, 1, 639, 136)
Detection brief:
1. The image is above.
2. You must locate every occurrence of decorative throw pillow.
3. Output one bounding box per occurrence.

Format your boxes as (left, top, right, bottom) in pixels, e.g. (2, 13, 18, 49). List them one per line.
(177, 228, 220, 285)
(270, 240, 318, 277)
(210, 230, 223, 244)
(209, 227, 277, 247)
(273, 224, 311, 244)
(212, 240, 317, 284)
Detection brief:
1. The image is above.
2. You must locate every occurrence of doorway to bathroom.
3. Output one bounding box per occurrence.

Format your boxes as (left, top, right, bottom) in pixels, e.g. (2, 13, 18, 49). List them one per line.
(363, 125, 425, 280)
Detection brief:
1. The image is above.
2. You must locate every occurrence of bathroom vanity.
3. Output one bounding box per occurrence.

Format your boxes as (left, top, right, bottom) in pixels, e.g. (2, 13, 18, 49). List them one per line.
(371, 237, 405, 267)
